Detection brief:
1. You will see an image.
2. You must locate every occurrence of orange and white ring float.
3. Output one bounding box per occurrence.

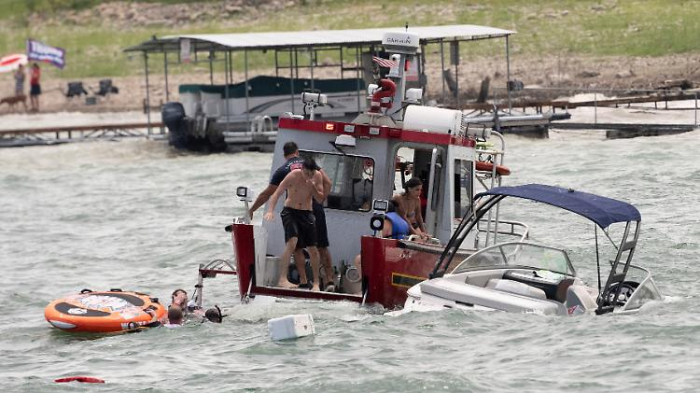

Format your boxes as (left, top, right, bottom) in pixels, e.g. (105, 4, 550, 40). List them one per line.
(475, 161, 511, 176)
(45, 290, 166, 333)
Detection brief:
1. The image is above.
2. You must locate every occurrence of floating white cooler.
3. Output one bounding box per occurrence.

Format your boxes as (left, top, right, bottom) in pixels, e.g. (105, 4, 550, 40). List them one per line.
(268, 314, 316, 341)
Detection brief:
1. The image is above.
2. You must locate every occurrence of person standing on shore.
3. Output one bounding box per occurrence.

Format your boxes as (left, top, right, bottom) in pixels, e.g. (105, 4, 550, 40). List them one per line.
(29, 63, 41, 112)
(14, 64, 25, 97)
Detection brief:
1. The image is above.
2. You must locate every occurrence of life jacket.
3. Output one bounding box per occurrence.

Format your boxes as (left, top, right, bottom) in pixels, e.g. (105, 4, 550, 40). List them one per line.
(385, 212, 410, 239)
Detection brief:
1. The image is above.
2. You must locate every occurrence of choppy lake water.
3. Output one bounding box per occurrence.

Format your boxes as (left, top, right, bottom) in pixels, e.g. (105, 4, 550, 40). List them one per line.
(1, 129, 699, 392)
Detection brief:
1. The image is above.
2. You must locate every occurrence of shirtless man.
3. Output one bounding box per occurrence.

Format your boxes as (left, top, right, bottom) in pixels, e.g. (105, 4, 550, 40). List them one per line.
(250, 142, 335, 291)
(264, 158, 325, 291)
(164, 305, 184, 328)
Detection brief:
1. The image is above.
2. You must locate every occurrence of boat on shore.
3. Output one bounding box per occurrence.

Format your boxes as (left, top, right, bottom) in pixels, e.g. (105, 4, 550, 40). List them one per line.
(224, 32, 528, 309)
(400, 184, 663, 315)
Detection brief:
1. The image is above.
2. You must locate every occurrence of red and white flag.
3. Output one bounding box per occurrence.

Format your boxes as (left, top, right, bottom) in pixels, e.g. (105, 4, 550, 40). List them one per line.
(372, 56, 397, 69)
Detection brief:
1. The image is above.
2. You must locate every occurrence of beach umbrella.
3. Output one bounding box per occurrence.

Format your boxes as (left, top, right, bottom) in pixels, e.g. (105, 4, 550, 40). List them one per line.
(0, 54, 28, 73)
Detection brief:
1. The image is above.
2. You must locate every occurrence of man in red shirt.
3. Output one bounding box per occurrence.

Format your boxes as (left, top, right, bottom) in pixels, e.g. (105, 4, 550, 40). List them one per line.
(29, 63, 41, 112)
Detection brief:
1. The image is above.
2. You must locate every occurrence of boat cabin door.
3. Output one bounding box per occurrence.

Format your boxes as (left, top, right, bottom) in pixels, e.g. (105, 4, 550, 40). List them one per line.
(424, 147, 443, 237)
(393, 146, 446, 241)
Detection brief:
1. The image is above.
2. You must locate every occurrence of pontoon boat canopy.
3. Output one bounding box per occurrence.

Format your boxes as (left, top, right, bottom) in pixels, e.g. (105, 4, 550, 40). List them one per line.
(124, 24, 515, 53)
(475, 184, 641, 229)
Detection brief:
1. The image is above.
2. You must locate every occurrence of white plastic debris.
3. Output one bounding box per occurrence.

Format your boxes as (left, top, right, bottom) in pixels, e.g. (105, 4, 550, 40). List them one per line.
(268, 314, 315, 341)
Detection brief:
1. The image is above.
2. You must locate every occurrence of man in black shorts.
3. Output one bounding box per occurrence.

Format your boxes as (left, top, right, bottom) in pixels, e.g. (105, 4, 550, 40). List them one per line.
(250, 142, 335, 292)
(265, 158, 324, 290)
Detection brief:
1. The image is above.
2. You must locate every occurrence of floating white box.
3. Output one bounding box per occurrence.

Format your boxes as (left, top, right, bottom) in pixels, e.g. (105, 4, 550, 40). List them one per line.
(268, 314, 315, 341)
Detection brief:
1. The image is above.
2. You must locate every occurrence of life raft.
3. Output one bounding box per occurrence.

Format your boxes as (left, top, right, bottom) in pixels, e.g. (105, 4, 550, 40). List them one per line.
(44, 289, 166, 333)
(475, 161, 511, 176)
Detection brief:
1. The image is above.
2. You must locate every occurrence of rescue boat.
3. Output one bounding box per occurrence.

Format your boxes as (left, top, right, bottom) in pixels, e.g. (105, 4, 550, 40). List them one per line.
(224, 31, 526, 309)
(44, 289, 166, 333)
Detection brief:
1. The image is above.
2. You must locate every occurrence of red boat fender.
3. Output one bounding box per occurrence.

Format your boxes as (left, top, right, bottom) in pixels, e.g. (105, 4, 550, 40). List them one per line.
(55, 376, 105, 384)
(475, 161, 511, 176)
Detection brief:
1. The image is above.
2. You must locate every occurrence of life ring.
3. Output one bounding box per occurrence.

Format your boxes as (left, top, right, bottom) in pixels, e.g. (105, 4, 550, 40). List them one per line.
(475, 161, 511, 176)
(44, 290, 166, 333)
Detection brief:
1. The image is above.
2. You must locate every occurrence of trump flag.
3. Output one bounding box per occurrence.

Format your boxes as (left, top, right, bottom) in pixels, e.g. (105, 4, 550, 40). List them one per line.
(26, 39, 66, 69)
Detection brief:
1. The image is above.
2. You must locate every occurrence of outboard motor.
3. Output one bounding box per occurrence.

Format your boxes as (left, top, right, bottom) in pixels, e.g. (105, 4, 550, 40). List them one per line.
(161, 102, 188, 149)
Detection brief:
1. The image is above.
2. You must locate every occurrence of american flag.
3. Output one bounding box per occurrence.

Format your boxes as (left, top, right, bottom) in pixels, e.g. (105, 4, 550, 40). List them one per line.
(372, 56, 397, 69)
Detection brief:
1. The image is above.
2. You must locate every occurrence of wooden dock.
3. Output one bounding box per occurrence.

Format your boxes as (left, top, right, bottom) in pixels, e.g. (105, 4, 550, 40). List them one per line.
(553, 122, 697, 139)
(0, 122, 165, 148)
(462, 91, 700, 112)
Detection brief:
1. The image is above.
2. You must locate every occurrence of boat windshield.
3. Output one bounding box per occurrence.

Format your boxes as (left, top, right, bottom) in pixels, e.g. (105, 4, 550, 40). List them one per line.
(451, 242, 576, 276)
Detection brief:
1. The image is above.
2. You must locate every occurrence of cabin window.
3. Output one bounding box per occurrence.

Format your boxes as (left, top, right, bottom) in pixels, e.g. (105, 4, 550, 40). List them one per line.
(300, 151, 374, 212)
(454, 160, 473, 218)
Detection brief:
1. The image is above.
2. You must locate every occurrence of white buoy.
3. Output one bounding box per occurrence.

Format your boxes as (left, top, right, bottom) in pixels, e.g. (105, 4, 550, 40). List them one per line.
(268, 314, 315, 341)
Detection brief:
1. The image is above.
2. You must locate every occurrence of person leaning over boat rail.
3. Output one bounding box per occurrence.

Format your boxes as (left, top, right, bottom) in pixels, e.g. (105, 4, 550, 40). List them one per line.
(264, 158, 325, 291)
(249, 142, 304, 218)
(393, 177, 429, 239)
(351, 202, 411, 292)
(249, 142, 335, 292)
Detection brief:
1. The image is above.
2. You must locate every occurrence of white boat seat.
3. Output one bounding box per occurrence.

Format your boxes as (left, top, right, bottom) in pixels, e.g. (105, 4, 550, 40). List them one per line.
(565, 284, 598, 312)
(502, 270, 560, 299)
(486, 278, 547, 300)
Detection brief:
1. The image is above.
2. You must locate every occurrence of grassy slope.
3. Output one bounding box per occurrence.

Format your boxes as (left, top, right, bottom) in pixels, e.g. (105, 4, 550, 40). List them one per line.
(0, 0, 699, 79)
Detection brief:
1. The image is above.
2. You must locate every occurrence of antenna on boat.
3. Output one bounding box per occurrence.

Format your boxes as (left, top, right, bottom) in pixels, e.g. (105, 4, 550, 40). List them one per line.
(380, 31, 419, 119)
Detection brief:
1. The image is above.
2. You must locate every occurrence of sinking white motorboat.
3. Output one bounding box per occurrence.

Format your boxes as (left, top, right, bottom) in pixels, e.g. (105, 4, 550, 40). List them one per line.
(402, 184, 662, 316)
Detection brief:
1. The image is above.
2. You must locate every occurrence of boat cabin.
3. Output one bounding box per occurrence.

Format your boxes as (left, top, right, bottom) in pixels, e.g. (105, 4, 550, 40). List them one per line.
(229, 32, 516, 307)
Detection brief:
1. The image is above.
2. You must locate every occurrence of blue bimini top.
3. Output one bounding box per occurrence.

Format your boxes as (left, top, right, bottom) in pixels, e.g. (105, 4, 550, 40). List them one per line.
(475, 184, 641, 229)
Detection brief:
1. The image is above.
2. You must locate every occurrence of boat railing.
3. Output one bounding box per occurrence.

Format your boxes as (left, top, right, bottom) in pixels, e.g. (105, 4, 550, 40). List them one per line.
(474, 219, 529, 249)
(616, 263, 663, 312)
(473, 131, 507, 246)
(250, 115, 275, 134)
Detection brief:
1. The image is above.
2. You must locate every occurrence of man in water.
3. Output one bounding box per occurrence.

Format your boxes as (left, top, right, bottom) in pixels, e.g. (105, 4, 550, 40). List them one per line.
(264, 158, 324, 291)
(204, 306, 223, 323)
(249, 142, 335, 291)
(164, 305, 184, 328)
(170, 288, 204, 318)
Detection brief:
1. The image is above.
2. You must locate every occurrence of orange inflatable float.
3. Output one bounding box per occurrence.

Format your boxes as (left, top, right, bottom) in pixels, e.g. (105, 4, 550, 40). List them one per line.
(44, 289, 166, 333)
(475, 161, 511, 176)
